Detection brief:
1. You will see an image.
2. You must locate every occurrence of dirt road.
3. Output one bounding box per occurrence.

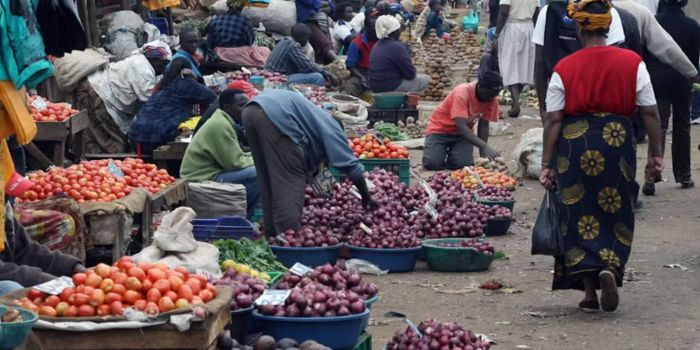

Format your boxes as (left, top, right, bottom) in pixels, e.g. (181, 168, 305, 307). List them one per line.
(365, 111, 700, 350)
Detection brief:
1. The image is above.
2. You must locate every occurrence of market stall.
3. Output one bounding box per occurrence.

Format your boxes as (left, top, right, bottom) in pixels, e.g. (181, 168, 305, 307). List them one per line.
(28, 96, 89, 167)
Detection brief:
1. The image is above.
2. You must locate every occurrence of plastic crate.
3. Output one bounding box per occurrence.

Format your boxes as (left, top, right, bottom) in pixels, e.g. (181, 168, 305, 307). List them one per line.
(331, 158, 411, 185)
(193, 216, 256, 242)
(353, 332, 372, 350)
(367, 106, 418, 126)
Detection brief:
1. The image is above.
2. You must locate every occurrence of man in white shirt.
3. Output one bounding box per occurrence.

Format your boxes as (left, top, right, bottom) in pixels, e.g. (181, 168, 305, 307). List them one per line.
(634, 0, 658, 13)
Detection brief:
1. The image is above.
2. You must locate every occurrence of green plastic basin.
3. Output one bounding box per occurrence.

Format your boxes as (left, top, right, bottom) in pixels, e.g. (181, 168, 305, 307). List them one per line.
(422, 238, 495, 272)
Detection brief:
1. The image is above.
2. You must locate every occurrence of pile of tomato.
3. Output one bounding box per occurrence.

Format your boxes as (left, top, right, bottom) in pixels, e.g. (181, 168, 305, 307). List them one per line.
(18, 158, 175, 204)
(28, 95, 80, 122)
(14, 257, 216, 318)
(349, 135, 409, 159)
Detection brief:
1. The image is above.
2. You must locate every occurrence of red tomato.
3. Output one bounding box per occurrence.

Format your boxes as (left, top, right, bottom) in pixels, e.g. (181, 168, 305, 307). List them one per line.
(89, 289, 105, 307)
(146, 288, 162, 303)
(111, 284, 127, 296)
(44, 295, 61, 308)
(153, 279, 171, 294)
(110, 301, 124, 315)
(128, 267, 146, 281)
(60, 287, 75, 302)
(147, 268, 166, 282)
(38, 306, 58, 317)
(105, 292, 123, 304)
(28, 288, 45, 300)
(78, 305, 95, 317)
(132, 299, 147, 311)
(157, 296, 175, 313)
(177, 284, 194, 302)
(96, 304, 111, 316)
(123, 290, 142, 305)
(64, 305, 79, 317)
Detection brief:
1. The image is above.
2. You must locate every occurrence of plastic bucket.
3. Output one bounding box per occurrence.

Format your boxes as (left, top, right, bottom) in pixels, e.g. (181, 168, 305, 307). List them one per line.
(346, 246, 421, 272)
(422, 238, 495, 272)
(252, 310, 369, 350)
(270, 244, 342, 268)
(0, 305, 38, 350)
(484, 218, 512, 236)
(229, 306, 254, 343)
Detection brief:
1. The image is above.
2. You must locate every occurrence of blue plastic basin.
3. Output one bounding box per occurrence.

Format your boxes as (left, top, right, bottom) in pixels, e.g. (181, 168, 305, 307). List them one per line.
(347, 245, 421, 272)
(252, 310, 369, 350)
(360, 295, 379, 331)
(0, 305, 38, 350)
(271, 244, 342, 268)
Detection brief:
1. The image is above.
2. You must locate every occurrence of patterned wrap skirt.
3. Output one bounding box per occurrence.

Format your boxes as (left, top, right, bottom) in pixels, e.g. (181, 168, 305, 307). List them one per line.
(553, 114, 636, 291)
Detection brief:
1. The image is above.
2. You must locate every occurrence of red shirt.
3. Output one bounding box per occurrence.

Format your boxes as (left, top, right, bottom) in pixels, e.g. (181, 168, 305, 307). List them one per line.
(347, 34, 376, 70)
(425, 83, 500, 136)
(554, 46, 641, 117)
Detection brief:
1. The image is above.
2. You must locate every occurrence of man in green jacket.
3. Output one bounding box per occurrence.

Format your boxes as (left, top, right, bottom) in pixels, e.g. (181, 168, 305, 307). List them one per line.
(180, 89, 259, 219)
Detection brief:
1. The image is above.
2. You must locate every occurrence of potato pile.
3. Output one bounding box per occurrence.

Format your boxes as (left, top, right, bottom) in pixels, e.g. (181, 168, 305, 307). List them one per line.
(396, 116, 427, 138)
(413, 29, 482, 67)
(474, 157, 510, 174)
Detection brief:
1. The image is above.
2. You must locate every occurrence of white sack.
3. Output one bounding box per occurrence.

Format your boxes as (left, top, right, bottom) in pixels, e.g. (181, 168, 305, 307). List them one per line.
(241, 0, 297, 36)
(53, 48, 111, 92)
(512, 127, 543, 180)
(153, 207, 198, 253)
(186, 181, 247, 219)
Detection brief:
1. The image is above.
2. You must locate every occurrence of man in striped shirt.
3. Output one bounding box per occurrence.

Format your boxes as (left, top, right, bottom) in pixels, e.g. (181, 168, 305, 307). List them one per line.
(265, 23, 337, 86)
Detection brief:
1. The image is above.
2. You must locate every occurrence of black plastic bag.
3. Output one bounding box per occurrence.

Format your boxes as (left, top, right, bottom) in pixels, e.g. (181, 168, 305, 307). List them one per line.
(531, 191, 564, 256)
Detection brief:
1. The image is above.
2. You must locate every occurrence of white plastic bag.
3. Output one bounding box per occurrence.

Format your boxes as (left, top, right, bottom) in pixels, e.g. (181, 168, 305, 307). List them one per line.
(241, 0, 297, 36)
(512, 127, 543, 180)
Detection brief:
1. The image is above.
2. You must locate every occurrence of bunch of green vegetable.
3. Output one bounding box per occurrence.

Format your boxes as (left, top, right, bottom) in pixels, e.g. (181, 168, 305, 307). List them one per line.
(213, 238, 287, 272)
(373, 122, 408, 141)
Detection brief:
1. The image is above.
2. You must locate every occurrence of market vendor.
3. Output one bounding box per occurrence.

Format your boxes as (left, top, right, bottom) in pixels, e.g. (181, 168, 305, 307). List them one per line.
(242, 89, 378, 236)
(295, 0, 338, 64)
(344, 15, 378, 97)
(171, 29, 203, 79)
(422, 71, 503, 170)
(129, 58, 217, 156)
(0, 206, 86, 295)
(265, 23, 338, 86)
(424, 0, 448, 37)
(75, 46, 171, 154)
(332, 4, 359, 53)
(181, 89, 259, 220)
(369, 15, 430, 93)
(205, 0, 271, 67)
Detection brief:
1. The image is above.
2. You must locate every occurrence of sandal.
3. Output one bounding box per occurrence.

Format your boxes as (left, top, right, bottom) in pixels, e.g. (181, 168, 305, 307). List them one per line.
(578, 299, 600, 313)
(599, 270, 619, 312)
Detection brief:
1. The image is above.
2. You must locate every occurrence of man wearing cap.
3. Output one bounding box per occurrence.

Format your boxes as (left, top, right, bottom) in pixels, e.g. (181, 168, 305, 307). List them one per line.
(422, 71, 503, 170)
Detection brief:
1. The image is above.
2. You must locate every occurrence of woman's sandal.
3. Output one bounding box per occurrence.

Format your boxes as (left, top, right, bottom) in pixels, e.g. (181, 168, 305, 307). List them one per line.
(578, 299, 600, 313)
(599, 270, 619, 312)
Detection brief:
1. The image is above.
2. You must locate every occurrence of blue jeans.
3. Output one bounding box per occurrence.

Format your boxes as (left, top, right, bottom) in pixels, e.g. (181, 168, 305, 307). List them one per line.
(0, 280, 23, 296)
(215, 166, 260, 220)
(691, 90, 700, 119)
(288, 72, 326, 86)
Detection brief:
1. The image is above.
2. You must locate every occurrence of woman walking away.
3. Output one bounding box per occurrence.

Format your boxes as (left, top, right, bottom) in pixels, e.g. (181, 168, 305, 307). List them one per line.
(540, 0, 663, 313)
(643, 0, 699, 194)
(495, 0, 539, 118)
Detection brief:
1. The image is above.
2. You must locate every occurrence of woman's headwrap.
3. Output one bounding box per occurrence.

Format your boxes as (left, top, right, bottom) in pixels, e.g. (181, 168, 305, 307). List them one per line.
(375, 14, 401, 39)
(567, 0, 612, 32)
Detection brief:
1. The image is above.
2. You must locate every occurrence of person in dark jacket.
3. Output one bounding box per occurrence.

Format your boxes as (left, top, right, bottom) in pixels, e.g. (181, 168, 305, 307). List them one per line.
(644, 0, 699, 194)
(242, 89, 377, 236)
(369, 15, 429, 93)
(0, 205, 85, 295)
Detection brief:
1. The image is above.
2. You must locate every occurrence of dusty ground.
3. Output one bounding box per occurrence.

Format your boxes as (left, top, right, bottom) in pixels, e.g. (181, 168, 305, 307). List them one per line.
(364, 108, 700, 350)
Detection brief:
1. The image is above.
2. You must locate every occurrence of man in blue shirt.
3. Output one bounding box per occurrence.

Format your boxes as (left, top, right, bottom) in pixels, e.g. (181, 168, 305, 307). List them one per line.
(242, 89, 377, 235)
(265, 24, 337, 86)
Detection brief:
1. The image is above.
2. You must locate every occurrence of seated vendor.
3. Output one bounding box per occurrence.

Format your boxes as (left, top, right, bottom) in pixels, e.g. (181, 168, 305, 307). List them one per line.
(1, 205, 86, 295)
(128, 58, 217, 156)
(181, 89, 259, 220)
(172, 29, 203, 79)
(422, 71, 503, 170)
(344, 15, 378, 97)
(206, 0, 271, 67)
(76, 45, 170, 154)
(332, 4, 359, 53)
(369, 15, 429, 93)
(265, 23, 338, 86)
(424, 0, 448, 38)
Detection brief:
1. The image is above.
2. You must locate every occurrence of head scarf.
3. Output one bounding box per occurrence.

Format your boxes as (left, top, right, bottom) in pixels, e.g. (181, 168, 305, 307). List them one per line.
(401, 0, 413, 12)
(375, 15, 401, 39)
(567, 0, 613, 32)
(142, 41, 172, 60)
(478, 71, 504, 90)
(227, 80, 258, 99)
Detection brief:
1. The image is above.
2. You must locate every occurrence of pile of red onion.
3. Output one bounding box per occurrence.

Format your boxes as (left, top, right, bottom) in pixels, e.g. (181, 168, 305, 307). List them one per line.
(475, 185, 515, 201)
(436, 238, 495, 254)
(387, 320, 491, 350)
(228, 69, 287, 83)
(213, 268, 267, 310)
(268, 227, 340, 247)
(485, 205, 512, 220)
(258, 281, 366, 317)
(275, 263, 378, 301)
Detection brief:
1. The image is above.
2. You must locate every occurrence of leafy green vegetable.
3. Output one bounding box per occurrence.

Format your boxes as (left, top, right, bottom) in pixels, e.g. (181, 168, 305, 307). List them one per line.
(213, 238, 287, 272)
(374, 122, 408, 141)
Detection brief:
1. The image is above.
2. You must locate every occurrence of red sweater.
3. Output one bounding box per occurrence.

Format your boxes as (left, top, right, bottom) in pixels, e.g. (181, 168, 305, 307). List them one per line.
(554, 46, 642, 117)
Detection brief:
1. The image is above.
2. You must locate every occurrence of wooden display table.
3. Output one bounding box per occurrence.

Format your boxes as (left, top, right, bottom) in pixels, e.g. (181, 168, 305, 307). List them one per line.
(31, 110, 89, 166)
(142, 178, 189, 245)
(152, 141, 188, 178)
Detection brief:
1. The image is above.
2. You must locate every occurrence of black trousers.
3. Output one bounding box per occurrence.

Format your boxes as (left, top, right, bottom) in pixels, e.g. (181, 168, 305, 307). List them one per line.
(422, 134, 474, 170)
(242, 104, 306, 236)
(655, 86, 692, 183)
